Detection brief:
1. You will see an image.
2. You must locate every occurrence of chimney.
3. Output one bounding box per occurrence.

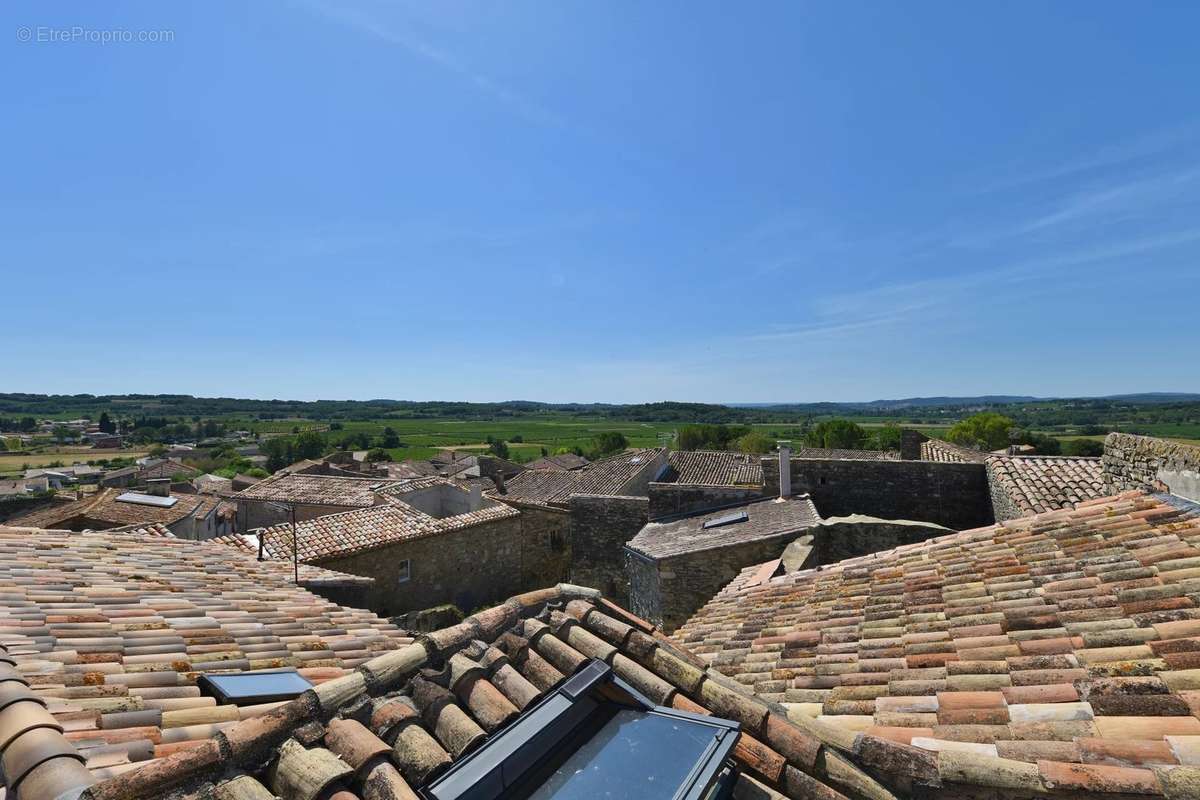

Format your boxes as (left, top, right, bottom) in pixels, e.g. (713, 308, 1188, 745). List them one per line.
(146, 478, 171, 497)
(468, 482, 482, 510)
(777, 443, 792, 499)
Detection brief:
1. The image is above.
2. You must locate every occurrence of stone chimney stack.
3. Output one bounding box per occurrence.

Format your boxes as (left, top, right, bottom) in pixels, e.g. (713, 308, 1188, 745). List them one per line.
(468, 482, 482, 510)
(146, 478, 171, 497)
(778, 443, 792, 499)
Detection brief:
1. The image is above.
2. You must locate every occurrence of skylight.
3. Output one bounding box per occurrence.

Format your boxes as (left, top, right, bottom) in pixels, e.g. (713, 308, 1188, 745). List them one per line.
(424, 660, 739, 800)
(197, 668, 313, 706)
(701, 511, 748, 529)
(115, 492, 178, 508)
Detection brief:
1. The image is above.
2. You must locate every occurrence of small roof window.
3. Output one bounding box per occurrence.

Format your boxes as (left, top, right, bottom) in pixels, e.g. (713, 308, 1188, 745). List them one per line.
(197, 668, 313, 706)
(701, 511, 748, 530)
(115, 492, 178, 508)
(425, 660, 739, 800)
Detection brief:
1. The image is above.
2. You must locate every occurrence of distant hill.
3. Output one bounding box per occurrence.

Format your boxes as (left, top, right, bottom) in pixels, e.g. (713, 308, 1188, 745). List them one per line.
(2, 392, 1199, 427)
(735, 393, 1200, 410)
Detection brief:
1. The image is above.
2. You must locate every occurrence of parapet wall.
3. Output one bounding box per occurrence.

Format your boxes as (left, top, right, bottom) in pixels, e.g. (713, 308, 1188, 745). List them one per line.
(763, 456, 992, 530)
(647, 482, 765, 520)
(1103, 433, 1200, 502)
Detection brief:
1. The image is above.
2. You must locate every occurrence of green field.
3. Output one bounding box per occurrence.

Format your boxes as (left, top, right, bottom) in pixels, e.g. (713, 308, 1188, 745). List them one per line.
(0, 447, 149, 476)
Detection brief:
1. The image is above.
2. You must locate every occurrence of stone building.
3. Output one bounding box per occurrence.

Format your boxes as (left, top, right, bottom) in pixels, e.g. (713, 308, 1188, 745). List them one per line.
(626, 495, 821, 632)
(648, 449, 766, 519)
(496, 447, 668, 510)
(239, 478, 537, 616)
(490, 447, 669, 602)
(4, 484, 227, 539)
(231, 472, 388, 530)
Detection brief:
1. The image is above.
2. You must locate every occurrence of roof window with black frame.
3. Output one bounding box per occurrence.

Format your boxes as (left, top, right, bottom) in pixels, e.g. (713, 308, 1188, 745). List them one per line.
(197, 668, 314, 706)
(423, 659, 741, 800)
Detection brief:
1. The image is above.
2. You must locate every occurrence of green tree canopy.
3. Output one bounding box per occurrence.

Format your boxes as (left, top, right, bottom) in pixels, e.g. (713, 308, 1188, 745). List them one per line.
(803, 419, 867, 450)
(946, 412, 1015, 451)
(869, 423, 903, 451)
(365, 447, 393, 462)
(379, 427, 401, 448)
(589, 431, 628, 459)
(676, 424, 749, 451)
(98, 412, 116, 433)
(1063, 438, 1104, 457)
(736, 431, 775, 454)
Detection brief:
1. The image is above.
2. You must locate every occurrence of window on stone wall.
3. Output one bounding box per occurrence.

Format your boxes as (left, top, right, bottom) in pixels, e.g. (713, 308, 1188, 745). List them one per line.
(397, 559, 411, 583)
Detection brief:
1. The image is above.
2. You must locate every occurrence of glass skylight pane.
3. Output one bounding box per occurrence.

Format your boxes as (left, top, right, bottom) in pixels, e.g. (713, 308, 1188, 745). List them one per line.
(198, 669, 313, 705)
(701, 511, 748, 529)
(527, 709, 719, 799)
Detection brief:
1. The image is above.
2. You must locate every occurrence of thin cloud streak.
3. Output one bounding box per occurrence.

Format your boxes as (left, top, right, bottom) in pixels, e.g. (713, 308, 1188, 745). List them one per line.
(303, 1, 565, 128)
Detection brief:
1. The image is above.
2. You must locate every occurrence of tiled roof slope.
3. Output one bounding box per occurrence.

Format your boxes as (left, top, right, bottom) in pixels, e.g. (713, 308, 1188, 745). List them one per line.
(0, 526, 411, 798)
(988, 455, 1106, 516)
(78, 584, 904, 800)
(921, 439, 989, 463)
(6, 488, 219, 530)
(527, 452, 590, 471)
(499, 448, 664, 507)
(666, 450, 765, 486)
(628, 495, 821, 560)
(796, 447, 901, 461)
(675, 490, 1200, 797)
(247, 496, 519, 563)
(231, 473, 389, 507)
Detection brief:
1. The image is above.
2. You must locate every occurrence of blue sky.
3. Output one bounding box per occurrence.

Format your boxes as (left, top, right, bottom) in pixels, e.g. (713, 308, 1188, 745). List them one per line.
(4, 2, 1199, 403)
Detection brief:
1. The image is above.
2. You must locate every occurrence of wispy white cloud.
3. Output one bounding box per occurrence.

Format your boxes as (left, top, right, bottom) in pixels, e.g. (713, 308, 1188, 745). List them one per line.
(1019, 165, 1200, 234)
(301, 1, 565, 128)
(971, 122, 1200, 195)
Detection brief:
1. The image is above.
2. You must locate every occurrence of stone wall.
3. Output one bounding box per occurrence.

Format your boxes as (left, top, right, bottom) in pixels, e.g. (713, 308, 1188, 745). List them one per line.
(512, 502, 572, 590)
(985, 460, 1022, 522)
(315, 514, 525, 617)
(900, 429, 928, 460)
(627, 532, 798, 633)
(762, 456, 991, 530)
(1103, 433, 1200, 502)
(568, 494, 648, 603)
(647, 482, 765, 520)
(813, 515, 953, 564)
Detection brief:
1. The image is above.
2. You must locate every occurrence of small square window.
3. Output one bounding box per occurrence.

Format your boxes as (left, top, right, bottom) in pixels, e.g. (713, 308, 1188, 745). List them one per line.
(397, 559, 411, 584)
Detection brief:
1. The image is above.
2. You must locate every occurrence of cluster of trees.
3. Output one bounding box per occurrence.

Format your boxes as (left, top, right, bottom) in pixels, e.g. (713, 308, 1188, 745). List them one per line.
(262, 431, 328, 472)
(675, 424, 776, 454)
(184, 443, 270, 479)
(945, 412, 1104, 456)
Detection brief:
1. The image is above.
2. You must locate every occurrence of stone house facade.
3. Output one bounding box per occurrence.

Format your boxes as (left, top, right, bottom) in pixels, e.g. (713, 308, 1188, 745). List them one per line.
(625, 495, 821, 632)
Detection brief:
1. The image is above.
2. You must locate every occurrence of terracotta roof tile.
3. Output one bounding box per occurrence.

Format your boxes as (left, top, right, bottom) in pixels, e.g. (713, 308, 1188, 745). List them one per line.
(988, 455, 1108, 516)
(672, 490, 1200, 795)
(231, 473, 391, 507)
(0, 524, 411, 797)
